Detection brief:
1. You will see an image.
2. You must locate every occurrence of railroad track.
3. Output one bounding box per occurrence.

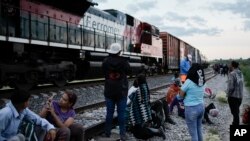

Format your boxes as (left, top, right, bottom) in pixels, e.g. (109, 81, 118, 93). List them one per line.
(79, 69, 216, 141)
(0, 68, 215, 141)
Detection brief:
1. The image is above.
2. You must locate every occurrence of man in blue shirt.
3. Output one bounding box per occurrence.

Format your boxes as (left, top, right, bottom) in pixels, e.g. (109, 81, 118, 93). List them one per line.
(0, 90, 56, 141)
(180, 54, 192, 83)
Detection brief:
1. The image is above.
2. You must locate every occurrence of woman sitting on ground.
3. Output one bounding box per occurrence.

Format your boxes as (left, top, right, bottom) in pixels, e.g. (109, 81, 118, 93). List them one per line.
(39, 90, 84, 141)
(126, 74, 166, 140)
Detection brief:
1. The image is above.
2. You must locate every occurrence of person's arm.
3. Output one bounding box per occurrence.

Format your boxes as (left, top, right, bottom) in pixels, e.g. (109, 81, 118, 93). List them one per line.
(46, 106, 71, 128)
(0, 108, 10, 141)
(39, 107, 49, 118)
(227, 73, 235, 96)
(180, 80, 189, 98)
(179, 90, 185, 98)
(25, 108, 55, 132)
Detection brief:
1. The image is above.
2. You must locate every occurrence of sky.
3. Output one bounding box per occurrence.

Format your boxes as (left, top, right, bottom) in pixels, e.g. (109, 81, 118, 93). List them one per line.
(94, 0, 250, 61)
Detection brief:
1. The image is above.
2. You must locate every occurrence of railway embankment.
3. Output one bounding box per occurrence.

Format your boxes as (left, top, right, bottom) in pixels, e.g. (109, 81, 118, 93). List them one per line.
(93, 74, 250, 141)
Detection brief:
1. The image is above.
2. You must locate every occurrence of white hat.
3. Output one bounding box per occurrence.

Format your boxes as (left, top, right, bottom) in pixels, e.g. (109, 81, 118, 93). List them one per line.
(108, 43, 122, 54)
(187, 54, 192, 61)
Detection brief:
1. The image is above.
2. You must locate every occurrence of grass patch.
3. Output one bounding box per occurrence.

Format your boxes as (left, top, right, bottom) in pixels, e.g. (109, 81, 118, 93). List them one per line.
(217, 97, 228, 104)
(216, 91, 228, 104)
(204, 128, 220, 141)
(241, 65, 250, 88)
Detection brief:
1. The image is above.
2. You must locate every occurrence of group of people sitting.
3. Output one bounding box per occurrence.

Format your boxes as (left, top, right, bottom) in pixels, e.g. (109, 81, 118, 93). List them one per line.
(125, 72, 219, 140)
(0, 90, 84, 141)
(167, 73, 219, 124)
(0, 74, 220, 141)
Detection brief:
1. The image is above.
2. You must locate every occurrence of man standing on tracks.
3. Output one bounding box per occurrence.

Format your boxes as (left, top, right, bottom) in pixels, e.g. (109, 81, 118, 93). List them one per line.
(227, 61, 243, 125)
(180, 54, 192, 83)
(102, 43, 130, 141)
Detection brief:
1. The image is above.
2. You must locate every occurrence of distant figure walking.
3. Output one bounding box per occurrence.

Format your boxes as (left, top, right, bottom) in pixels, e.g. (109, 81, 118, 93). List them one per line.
(180, 63, 206, 141)
(227, 61, 243, 125)
(180, 54, 192, 83)
(102, 43, 130, 141)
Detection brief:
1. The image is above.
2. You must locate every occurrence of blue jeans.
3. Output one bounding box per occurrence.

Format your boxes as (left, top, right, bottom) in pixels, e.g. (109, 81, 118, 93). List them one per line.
(185, 103, 204, 141)
(105, 96, 127, 137)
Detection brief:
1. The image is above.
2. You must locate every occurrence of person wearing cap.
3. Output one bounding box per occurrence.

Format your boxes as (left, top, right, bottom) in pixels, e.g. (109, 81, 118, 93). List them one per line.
(102, 43, 130, 141)
(180, 54, 192, 83)
(0, 90, 56, 141)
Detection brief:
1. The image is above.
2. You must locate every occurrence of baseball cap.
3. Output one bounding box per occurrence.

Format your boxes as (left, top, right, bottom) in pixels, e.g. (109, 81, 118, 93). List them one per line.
(108, 43, 122, 54)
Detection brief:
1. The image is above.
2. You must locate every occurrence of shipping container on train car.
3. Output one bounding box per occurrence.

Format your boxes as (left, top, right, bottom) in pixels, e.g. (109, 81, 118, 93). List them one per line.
(160, 32, 180, 72)
(180, 40, 186, 62)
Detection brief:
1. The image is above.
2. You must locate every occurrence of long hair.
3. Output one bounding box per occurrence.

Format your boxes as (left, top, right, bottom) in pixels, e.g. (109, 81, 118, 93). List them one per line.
(186, 63, 205, 86)
(65, 90, 77, 108)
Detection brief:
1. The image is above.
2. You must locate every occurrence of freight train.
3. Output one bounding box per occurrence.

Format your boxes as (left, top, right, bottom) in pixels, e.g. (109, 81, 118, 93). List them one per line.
(0, 0, 207, 90)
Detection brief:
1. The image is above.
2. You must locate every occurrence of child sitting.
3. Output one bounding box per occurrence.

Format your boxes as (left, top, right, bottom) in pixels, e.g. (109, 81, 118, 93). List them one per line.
(169, 94, 185, 118)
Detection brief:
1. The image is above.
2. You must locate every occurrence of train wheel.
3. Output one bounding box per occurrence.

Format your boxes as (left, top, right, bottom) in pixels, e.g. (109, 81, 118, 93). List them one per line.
(53, 72, 67, 87)
(26, 71, 38, 85)
(15, 71, 38, 90)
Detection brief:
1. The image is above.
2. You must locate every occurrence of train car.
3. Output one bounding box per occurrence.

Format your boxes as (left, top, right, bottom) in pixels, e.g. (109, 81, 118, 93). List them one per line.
(160, 32, 180, 72)
(0, 0, 163, 89)
(160, 31, 207, 72)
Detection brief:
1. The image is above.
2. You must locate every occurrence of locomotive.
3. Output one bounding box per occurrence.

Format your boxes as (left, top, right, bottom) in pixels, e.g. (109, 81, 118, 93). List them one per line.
(0, 0, 206, 90)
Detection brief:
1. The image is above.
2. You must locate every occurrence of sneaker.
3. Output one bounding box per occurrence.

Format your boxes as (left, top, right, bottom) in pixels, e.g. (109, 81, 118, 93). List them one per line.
(159, 126, 166, 140)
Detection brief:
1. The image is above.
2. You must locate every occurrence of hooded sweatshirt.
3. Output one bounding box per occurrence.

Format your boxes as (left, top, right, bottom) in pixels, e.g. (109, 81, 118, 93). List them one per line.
(102, 55, 130, 100)
(227, 68, 243, 99)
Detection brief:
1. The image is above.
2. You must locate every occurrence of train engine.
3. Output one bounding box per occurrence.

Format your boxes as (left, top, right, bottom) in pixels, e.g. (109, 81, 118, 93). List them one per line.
(0, 0, 163, 89)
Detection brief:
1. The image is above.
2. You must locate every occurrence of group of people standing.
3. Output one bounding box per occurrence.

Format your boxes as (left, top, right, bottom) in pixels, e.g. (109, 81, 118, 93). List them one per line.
(0, 42, 244, 141)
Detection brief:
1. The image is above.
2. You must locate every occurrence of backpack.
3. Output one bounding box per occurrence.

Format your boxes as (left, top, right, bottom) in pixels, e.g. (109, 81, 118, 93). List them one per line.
(18, 119, 38, 141)
(242, 106, 250, 124)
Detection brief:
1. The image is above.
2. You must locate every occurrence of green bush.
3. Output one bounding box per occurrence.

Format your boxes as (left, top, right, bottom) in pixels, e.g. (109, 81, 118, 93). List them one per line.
(241, 65, 250, 87)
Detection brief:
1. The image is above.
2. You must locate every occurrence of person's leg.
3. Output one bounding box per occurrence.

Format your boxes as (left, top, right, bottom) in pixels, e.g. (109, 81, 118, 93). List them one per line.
(35, 126, 47, 141)
(228, 97, 242, 125)
(117, 96, 127, 140)
(68, 123, 84, 141)
(147, 127, 166, 140)
(163, 100, 176, 124)
(7, 134, 25, 141)
(131, 125, 153, 140)
(55, 127, 70, 141)
(197, 104, 205, 141)
(205, 103, 215, 124)
(105, 97, 115, 137)
(185, 105, 199, 141)
(233, 98, 242, 125)
(169, 98, 177, 113)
